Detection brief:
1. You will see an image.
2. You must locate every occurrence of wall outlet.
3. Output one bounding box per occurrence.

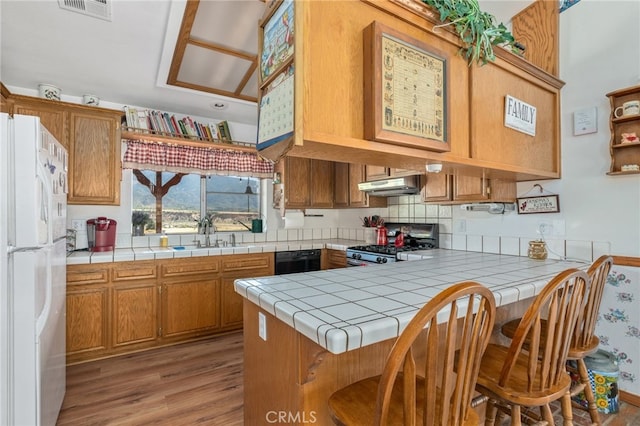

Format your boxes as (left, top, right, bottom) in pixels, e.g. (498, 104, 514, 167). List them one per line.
(454, 219, 466, 233)
(537, 220, 565, 236)
(71, 219, 86, 232)
(258, 312, 267, 341)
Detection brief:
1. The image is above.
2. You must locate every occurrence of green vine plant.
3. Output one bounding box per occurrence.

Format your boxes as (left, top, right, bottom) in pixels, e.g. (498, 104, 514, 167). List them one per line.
(422, 0, 516, 66)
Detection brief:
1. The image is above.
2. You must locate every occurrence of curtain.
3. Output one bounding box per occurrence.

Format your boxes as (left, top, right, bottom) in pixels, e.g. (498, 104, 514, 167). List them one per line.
(122, 139, 274, 177)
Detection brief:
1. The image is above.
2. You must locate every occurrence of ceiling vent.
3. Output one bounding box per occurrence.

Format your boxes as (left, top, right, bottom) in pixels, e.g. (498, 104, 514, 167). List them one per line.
(58, 0, 112, 21)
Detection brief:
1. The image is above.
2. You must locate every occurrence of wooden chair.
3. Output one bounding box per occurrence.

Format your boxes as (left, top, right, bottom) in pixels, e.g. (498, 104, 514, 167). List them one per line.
(476, 268, 589, 426)
(327, 281, 496, 426)
(500, 255, 613, 425)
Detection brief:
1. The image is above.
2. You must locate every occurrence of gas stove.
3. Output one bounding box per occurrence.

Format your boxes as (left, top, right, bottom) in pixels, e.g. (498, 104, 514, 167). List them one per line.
(347, 223, 438, 266)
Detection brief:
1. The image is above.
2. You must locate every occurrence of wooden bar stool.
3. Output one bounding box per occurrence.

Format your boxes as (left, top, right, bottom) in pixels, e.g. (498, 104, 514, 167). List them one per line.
(327, 281, 496, 426)
(475, 268, 589, 426)
(500, 256, 613, 425)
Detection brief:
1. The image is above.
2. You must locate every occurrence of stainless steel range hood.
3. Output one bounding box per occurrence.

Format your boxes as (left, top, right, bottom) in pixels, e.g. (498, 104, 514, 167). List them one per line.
(358, 176, 419, 196)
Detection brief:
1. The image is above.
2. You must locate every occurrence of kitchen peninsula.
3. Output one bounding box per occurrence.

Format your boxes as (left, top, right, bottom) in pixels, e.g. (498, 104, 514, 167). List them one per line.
(235, 249, 589, 424)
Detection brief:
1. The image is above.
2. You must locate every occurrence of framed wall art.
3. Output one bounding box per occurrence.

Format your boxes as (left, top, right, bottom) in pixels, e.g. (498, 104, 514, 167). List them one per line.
(363, 21, 450, 152)
(260, 0, 294, 84)
(517, 194, 560, 214)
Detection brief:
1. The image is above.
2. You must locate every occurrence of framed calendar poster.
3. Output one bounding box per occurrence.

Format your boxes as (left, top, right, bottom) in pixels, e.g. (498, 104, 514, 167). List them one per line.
(363, 21, 450, 153)
(257, 65, 294, 153)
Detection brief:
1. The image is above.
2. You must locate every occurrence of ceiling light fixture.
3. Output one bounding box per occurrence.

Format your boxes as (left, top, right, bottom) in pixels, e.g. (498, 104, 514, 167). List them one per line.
(210, 102, 228, 110)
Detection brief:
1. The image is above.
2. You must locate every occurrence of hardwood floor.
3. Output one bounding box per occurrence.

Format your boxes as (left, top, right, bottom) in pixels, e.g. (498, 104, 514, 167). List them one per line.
(58, 331, 639, 425)
(57, 332, 244, 425)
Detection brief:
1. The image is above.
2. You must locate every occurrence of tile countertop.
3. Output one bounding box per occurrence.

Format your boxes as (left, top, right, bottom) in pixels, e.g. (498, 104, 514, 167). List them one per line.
(234, 249, 591, 355)
(66, 239, 360, 265)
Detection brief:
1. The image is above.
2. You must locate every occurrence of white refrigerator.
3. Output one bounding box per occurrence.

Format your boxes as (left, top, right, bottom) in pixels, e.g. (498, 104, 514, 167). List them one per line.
(1, 113, 68, 426)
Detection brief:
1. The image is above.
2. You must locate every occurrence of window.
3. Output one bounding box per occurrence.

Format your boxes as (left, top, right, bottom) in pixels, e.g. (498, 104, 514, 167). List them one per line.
(132, 170, 261, 234)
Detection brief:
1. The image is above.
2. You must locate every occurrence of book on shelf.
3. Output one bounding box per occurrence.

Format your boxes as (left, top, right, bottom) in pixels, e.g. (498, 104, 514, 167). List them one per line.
(217, 120, 232, 142)
(123, 107, 227, 143)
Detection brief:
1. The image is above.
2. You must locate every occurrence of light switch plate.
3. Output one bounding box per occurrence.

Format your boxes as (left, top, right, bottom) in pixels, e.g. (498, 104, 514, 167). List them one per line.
(573, 106, 597, 136)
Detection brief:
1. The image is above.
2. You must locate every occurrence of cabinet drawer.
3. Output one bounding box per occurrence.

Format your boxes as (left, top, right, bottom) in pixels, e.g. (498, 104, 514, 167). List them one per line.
(67, 265, 109, 285)
(112, 261, 157, 282)
(221, 253, 273, 275)
(160, 257, 220, 277)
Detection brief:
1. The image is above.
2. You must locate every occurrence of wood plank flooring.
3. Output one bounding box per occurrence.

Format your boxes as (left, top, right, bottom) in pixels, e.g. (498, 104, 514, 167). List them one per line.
(57, 332, 244, 425)
(58, 330, 640, 425)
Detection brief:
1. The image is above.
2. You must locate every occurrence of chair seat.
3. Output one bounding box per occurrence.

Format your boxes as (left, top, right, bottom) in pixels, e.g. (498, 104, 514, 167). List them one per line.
(476, 344, 572, 407)
(328, 373, 479, 426)
(501, 319, 600, 359)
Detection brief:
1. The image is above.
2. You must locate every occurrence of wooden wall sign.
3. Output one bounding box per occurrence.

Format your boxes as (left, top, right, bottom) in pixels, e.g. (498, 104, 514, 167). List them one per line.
(363, 21, 450, 152)
(517, 195, 560, 214)
(504, 94, 537, 136)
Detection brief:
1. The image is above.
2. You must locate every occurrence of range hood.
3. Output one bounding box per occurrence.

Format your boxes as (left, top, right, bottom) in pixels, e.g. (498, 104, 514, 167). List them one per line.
(358, 176, 419, 196)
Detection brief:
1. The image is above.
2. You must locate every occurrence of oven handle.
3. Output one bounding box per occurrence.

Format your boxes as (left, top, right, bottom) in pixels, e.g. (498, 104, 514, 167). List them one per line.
(347, 259, 368, 267)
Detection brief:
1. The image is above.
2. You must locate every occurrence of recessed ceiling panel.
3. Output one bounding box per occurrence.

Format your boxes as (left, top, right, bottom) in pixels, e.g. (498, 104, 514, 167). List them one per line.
(178, 44, 252, 92)
(241, 68, 259, 98)
(191, 0, 264, 55)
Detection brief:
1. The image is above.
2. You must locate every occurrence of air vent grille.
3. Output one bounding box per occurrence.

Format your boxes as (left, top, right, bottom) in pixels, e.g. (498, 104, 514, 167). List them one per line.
(58, 0, 111, 21)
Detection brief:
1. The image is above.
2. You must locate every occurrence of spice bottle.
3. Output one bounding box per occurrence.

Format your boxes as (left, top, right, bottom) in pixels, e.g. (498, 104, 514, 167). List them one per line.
(160, 231, 169, 248)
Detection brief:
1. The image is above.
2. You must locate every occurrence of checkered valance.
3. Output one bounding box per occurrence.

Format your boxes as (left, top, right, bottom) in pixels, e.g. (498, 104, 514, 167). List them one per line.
(122, 139, 274, 177)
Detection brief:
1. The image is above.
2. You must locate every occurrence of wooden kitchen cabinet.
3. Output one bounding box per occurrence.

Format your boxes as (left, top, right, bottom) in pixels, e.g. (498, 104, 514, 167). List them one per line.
(421, 173, 516, 204)
(0, 83, 10, 113)
(66, 264, 110, 361)
(606, 84, 640, 175)
(421, 173, 452, 203)
(111, 260, 158, 348)
(366, 165, 420, 181)
(67, 253, 274, 363)
(160, 257, 221, 339)
(12, 95, 68, 146)
(334, 162, 387, 208)
(220, 253, 274, 330)
(322, 249, 347, 270)
(10, 93, 122, 205)
(453, 176, 516, 203)
(276, 156, 334, 209)
(112, 282, 158, 347)
(68, 108, 121, 205)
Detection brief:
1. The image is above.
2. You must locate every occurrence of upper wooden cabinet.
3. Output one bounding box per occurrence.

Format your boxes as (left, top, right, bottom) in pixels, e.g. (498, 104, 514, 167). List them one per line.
(266, 0, 563, 183)
(275, 156, 334, 209)
(10, 94, 122, 205)
(334, 162, 387, 208)
(511, 0, 559, 76)
(67, 108, 122, 205)
(12, 95, 68, 147)
(366, 165, 421, 181)
(421, 173, 516, 204)
(1, 83, 13, 114)
(468, 57, 561, 178)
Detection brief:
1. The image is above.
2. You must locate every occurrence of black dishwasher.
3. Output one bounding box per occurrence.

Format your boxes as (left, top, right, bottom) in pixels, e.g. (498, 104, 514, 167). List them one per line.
(275, 249, 322, 275)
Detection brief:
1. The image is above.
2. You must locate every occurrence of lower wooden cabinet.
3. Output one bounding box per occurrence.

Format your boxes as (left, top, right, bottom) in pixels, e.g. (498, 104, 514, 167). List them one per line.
(221, 278, 244, 329)
(220, 253, 274, 330)
(66, 285, 109, 357)
(112, 282, 158, 347)
(162, 279, 220, 337)
(66, 253, 274, 364)
(322, 249, 347, 269)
